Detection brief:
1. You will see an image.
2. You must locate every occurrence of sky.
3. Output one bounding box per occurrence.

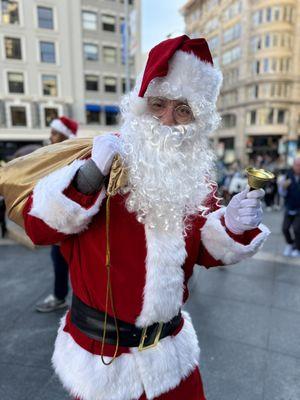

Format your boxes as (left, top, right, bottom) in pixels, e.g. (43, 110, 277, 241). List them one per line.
(142, 0, 187, 53)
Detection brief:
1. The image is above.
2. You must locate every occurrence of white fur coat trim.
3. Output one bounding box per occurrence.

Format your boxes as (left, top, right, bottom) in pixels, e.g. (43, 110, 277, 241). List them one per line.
(52, 312, 199, 400)
(29, 160, 106, 234)
(201, 208, 270, 265)
(135, 226, 187, 327)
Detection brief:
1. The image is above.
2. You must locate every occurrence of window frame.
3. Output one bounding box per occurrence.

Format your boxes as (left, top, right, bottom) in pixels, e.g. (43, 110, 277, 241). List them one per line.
(39, 40, 57, 64)
(82, 10, 98, 30)
(83, 42, 99, 61)
(4, 35, 23, 60)
(37, 5, 54, 29)
(7, 70, 25, 94)
(85, 74, 99, 91)
(104, 76, 117, 93)
(41, 74, 58, 97)
(1, 0, 20, 25)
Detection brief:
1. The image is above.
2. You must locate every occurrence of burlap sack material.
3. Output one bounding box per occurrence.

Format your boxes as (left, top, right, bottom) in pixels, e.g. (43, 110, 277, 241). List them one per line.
(0, 138, 127, 228)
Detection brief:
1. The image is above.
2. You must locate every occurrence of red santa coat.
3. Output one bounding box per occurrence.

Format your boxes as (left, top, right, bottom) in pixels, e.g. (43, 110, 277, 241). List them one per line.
(23, 160, 269, 400)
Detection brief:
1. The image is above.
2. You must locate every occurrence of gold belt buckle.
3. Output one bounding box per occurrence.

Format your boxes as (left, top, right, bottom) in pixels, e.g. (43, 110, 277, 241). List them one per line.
(138, 322, 164, 352)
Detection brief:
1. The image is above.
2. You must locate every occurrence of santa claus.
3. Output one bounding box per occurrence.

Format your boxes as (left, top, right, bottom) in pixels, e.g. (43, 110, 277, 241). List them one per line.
(22, 36, 269, 400)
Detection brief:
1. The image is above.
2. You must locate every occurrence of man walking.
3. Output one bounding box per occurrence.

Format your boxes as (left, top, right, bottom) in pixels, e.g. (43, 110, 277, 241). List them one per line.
(280, 157, 300, 257)
(35, 116, 78, 312)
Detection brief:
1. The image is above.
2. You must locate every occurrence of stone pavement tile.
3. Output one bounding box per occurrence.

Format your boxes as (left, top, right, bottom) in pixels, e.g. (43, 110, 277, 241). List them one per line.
(215, 259, 276, 279)
(263, 352, 300, 400)
(272, 281, 300, 313)
(0, 246, 53, 329)
(0, 362, 51, 400)
(191, 267, 274, 306)
(198, 332, 266, 400)
(32, 374, 69, 400)
(0, 306, 66, 367)
(268, 308, 300, 359)
(186, 294, 271, 349)
(275, 263, 300, 286)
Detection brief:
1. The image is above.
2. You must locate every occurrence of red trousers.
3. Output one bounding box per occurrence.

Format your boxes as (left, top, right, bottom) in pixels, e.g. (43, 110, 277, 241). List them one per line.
(74, 367, 206, 400)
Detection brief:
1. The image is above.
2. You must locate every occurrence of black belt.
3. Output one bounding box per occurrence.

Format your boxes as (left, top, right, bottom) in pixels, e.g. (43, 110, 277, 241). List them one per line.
(71, 294, 182, 351)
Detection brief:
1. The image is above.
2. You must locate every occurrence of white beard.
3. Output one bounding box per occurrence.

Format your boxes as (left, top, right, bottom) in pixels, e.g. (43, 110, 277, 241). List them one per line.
(119, 112, 216, 233)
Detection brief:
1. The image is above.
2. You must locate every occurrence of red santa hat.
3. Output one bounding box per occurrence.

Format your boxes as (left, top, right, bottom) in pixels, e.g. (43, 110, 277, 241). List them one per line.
(129, 35, 223, 119)
(50, 116, 78, 139)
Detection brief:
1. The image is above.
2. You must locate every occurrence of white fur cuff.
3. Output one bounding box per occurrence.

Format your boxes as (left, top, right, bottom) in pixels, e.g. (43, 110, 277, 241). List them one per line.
(29, 160, 106, 234)
(201, 208, 270, 265)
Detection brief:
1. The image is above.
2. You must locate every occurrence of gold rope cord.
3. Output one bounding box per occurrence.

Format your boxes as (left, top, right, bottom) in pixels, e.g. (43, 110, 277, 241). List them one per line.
(100, 194, 120, 365)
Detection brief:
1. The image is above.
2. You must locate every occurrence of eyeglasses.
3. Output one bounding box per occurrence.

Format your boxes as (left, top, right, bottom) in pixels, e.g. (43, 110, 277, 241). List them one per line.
(147, 97, 195, 125)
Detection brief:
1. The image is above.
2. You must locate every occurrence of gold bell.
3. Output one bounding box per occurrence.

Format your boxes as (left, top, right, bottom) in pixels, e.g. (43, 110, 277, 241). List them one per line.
(245, 167, 275, 190)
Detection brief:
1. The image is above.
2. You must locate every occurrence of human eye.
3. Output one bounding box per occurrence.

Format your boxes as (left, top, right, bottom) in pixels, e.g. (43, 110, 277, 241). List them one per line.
(148, 97, 166, 113)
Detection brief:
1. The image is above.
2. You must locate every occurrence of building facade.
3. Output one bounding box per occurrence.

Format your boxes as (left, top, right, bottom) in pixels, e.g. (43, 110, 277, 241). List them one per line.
(0, 0, 140, 160)
(182, 0, 300, 165)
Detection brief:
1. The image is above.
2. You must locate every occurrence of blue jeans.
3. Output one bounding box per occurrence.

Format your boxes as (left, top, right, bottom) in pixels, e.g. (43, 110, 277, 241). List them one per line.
(51, 245, 69, 300)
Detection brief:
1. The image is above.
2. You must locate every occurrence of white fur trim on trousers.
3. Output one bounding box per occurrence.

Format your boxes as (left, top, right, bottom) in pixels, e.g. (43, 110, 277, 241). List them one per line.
(52, 312, 200, 400)
(29, 160, 106, 234)
(201, 207, 270, 265)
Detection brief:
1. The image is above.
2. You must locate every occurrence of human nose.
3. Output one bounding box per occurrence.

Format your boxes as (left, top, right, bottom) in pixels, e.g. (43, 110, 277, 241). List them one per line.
(159, 104, 176, 126)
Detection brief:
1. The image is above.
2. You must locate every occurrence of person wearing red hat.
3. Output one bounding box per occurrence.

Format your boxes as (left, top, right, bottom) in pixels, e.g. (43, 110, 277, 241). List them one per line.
(22, 36, 269, 399)
(35, 116, 78, 313)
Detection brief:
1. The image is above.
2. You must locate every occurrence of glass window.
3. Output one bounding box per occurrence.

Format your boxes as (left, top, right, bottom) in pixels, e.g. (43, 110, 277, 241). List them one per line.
(5, 37, 22, 59)
(265, 34, 270, 47)
(1, 0, 19, 24)
(85, 75, 99, 91)
(84, 43, 98, 61)
(222, 114, 236, 128)
(102, 14, 115, 32)
(103, 46, 117, 63)
(40, 41, 56, 63)
(44, 107, 58, 126)
(122, 78, 135, 93)
(37, 6, 54, 29)
(266, 7, 272, 22)
(42, 75, 57, 96)
(104, 77, 117, 93)
(10, 106, 26, 126)
(82, 11, 97, 30)
(267, 109, 274, 124)
(277, 110, 285, 124)
(8, 72, 24, 93)
(250, 110, 256, 125)
(256, 60, 260, 74)
(263, 58, 269, 72)
(273, 6, 280, 21)
(105, 110, 118, 126)
(86, 110, 100, 124)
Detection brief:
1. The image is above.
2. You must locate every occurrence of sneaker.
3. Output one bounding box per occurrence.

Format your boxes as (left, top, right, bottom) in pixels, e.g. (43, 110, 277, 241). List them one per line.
(283, 244, 293, 257)
(35, 294, 68, 313)
(291, 249, 300, 258)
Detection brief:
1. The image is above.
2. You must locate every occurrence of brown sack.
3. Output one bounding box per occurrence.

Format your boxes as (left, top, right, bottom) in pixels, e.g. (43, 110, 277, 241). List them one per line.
(0, 138, 93, 228)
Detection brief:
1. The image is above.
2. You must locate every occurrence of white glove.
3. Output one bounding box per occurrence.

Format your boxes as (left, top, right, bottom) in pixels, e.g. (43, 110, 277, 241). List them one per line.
(224, 187, 265, 234)
(91, 134, 120, 176)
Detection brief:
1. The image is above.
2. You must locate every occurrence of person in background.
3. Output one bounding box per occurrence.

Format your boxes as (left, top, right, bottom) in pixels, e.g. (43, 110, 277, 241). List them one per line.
(280, 157, 300, 257)
(35, 116, 78, 312)
(0, 195, 7, 238)
(264, 179, 278, 211)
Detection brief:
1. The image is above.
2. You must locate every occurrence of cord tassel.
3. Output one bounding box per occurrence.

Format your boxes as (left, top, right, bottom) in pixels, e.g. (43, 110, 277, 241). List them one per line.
(100, 194, 120, 365)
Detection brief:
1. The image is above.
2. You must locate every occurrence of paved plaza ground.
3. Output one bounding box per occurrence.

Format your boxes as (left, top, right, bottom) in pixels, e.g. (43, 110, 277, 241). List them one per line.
(0, 210, 300, 400)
